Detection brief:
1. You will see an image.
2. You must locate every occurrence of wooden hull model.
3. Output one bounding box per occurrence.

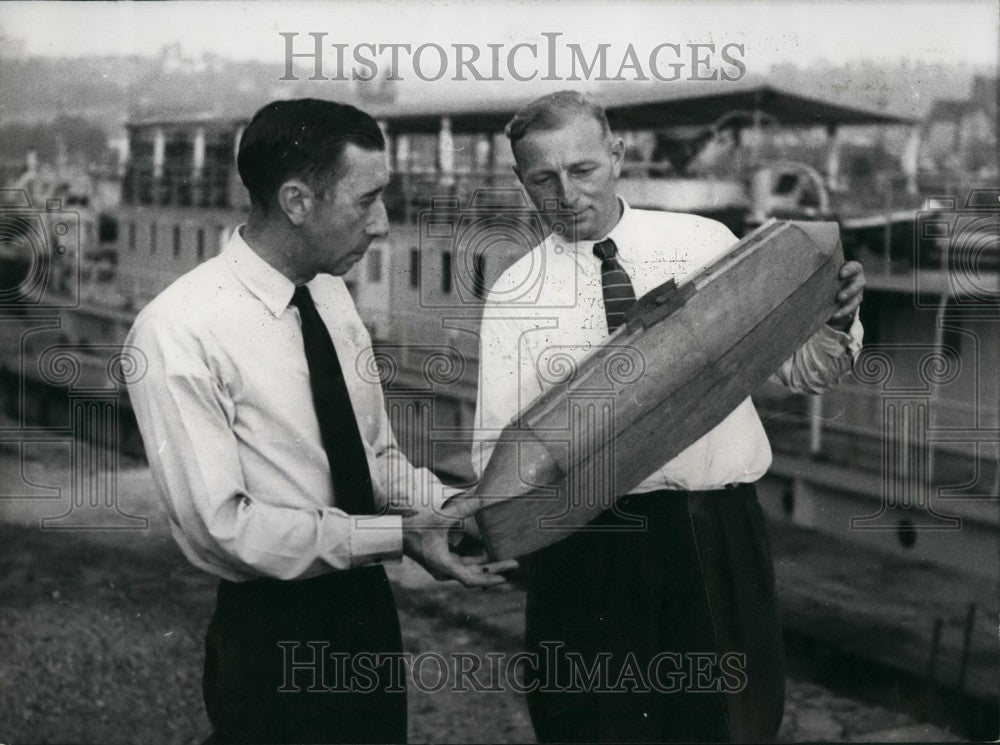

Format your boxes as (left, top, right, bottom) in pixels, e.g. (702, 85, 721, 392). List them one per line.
(472, 219, 845, 560)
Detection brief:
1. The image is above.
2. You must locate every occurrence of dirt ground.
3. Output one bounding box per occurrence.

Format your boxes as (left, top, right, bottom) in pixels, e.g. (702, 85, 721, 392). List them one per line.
(0, 520, 538, 745)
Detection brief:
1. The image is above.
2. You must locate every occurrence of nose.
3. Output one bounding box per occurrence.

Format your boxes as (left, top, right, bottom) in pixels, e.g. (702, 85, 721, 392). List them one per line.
(557, 173, 582, 208)
(367, 199, 389, 238)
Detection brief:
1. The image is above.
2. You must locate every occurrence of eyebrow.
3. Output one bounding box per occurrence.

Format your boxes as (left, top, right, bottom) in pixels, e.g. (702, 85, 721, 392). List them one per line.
(527, 158, 600, 176)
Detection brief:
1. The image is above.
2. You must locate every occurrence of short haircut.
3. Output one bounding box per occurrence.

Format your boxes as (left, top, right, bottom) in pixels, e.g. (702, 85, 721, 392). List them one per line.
(505, 90, 611, 151)
(237, 98, 385, 213)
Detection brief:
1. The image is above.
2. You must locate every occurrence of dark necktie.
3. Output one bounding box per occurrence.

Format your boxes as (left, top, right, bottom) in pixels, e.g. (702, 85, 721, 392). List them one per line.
(593, 238, 637, 333)
(290, 285, 376, 515)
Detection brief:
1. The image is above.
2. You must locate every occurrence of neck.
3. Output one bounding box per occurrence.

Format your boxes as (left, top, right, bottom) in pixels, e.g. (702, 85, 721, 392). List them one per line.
(591, 198, 624, 242)
(243, 213, 315, 285)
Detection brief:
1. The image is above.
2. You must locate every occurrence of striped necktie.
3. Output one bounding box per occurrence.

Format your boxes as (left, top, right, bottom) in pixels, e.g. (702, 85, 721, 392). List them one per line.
(290, 285, 376, 515)
(593, 238, 636, 333)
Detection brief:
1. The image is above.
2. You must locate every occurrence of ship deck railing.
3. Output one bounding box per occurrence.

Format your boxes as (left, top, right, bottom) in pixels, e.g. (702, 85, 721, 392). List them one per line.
(755, 382, 999, 500)
(121, 163, 238, 209)
(385, 169, 524, 224)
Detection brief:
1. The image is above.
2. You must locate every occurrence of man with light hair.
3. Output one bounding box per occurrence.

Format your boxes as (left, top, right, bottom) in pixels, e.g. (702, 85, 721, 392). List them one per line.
(474, 90, 864, 743)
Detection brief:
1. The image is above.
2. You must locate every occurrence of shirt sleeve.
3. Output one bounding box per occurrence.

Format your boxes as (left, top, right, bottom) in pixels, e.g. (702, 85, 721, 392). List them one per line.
(125, 313, 402, 581)
(768, 310, 864, 393)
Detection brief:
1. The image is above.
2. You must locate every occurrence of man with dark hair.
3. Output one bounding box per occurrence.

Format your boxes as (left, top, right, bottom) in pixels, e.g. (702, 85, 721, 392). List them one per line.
(473, 90, 865, 743)
(236, 98, 386, 214)
(126, 98, 515, 744)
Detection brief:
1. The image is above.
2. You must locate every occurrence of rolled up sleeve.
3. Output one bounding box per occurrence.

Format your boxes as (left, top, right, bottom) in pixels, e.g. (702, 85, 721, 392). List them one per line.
(769, 311, 863, 393)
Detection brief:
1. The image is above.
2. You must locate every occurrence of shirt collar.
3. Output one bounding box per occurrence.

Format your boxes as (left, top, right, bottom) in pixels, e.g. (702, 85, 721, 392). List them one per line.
(225, 226, 297, 318)
(601, 199, 636, 259)
(550, 197, 636, 265)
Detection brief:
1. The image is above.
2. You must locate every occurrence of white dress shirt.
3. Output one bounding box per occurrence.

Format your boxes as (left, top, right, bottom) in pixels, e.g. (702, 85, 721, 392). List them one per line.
(126, 228, 449, 582)
(473, 201, 862, 492)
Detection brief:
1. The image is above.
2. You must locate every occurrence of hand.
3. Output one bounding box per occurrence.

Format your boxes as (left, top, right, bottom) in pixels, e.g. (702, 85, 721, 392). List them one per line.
(827, 261, 864, 330)
(400, 496, 518, 588)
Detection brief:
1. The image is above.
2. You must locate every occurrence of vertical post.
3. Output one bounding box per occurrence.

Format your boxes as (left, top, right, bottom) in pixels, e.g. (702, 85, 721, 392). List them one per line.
(475, 133, 498, 186)
(924, 617, 942, 714)
(233, 125, 244, 159)
(484, 134, 496, 181)
(396, 134, 412, 224)
(824, 124, 841, 191)
(902, 125, 922, 196)
(152, 127, 166, 204)
(955, 602, 976, 697)
(380, 123, 394, 170)
(882, 189, 893, 274)
(396, 133, 410, 172)
(808, 394, 823, 456)
(230, 125, 246, 209)
(928, 241, 951, 485)
(192, 127, 206, 206)
(438, 116, 455, 189)
(152, 127, 165, 179)
(193, 127, 206, 177)
(751, 96, 764, 165)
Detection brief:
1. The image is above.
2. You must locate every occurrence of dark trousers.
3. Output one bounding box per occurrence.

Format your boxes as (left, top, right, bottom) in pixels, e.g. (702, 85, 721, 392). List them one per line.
(524, 485, 785, 743)
(202, 566, 407, 744)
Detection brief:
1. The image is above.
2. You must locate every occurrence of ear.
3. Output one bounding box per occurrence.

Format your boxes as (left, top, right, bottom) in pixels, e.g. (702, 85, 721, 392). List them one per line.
(276, 179, 315, 226)
(511, 163, 525, 186)
(609, 136, 625, 179)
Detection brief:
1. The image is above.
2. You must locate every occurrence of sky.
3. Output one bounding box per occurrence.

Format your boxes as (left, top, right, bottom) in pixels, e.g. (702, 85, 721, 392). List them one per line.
(2, 0, 997, 71)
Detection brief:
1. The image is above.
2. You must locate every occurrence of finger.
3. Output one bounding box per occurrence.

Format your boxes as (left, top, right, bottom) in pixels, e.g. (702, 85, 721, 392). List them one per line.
(459, 552, 490, 565)
(446, 559, 516, 587)
(457, 554, 520, 574)
(831, 296, 861, 319)
(461, 569, 510, 588)
(838, 270, 863, 290)
(839, 261, 862, 278)
(421, 547, 495, 586)
(440, 494, 485, 520)
(837, 272, 864, 297)
(842, 272, 865, 291)
(843, 296, 862, 316)
(484, 559, 519, 574)
(837, 284, 863, 304)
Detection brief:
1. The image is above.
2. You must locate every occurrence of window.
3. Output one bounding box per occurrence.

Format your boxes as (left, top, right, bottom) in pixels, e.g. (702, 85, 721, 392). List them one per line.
(173, 225, 182, 257)
(773, 173, 799, 195)
(441, 252, 453, 294)
(473, 254, 487, 299)
(367, 247, 383, 283)
(196, 227, 205, 260)
(409, 248, 420, 289)
(150, 223, 157, 254)
(128, 222, 136, 252)
(98, 214, 118, 244)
